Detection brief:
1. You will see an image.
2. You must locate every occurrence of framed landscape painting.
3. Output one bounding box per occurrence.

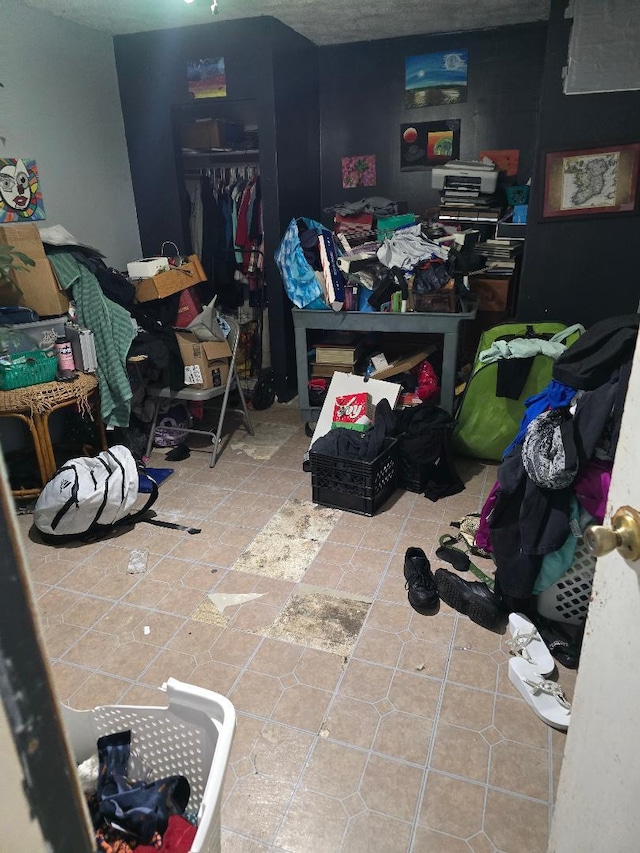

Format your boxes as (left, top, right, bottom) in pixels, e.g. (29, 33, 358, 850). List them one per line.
(542, 143, 640, 219)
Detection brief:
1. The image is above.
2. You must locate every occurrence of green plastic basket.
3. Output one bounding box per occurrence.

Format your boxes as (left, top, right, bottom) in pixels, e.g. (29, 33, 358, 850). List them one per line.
(0, 348, 58, 391)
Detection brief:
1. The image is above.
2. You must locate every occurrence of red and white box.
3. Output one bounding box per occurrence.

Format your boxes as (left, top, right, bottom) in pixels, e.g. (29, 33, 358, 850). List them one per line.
(332, 392, 372, 432)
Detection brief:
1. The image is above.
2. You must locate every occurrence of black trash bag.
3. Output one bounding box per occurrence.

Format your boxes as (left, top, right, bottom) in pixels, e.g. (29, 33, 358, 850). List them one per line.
(251, 368, 276, 410)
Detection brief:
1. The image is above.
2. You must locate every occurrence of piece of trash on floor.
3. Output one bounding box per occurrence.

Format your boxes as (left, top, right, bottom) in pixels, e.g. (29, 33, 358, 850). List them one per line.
(319, 725, 330, 738)
(127, 548, 149, 575)
(415, 664, 425, 671)
(207, 592, 265, 613)
(143, 626, 151, 635)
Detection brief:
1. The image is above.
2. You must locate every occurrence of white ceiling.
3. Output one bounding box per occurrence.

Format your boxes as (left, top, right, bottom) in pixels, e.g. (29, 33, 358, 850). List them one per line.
(19, 0, 551, 46)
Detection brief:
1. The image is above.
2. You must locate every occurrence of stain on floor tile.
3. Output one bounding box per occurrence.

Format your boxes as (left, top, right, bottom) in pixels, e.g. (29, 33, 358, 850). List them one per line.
(259, 584, 372, 656)
(191, 597, 229, 627)
(230, 422, 299, 460)
(232, 500, 341, 582)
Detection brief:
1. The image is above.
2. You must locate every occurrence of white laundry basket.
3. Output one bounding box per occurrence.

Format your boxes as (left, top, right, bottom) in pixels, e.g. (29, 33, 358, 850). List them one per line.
(536, 536, 597, 625)
(61, 678, 236, 853)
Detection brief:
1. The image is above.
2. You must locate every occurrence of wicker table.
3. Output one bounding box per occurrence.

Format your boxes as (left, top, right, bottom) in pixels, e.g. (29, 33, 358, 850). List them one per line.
(0, 373, 106, 498)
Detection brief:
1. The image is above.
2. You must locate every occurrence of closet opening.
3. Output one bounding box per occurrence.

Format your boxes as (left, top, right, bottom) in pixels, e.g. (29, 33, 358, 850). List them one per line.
(171, 99, 266, 390)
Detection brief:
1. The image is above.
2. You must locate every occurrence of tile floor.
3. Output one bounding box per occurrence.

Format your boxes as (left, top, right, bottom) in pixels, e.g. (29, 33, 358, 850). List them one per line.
(16, 404, 577, 853)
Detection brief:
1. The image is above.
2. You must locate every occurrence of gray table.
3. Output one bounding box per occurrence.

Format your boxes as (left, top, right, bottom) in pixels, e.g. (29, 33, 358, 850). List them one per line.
(292, 296, 478, 423)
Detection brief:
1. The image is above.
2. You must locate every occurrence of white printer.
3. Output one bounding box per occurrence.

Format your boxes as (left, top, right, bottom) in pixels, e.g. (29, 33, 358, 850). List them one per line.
(431, 160, 498, 194)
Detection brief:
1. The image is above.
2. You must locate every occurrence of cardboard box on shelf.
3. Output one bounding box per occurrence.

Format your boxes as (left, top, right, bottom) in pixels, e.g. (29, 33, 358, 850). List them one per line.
(369, 346, 436, 381)
(0, 224, 69, 317)
(134, 255, 206, 302)
(182, 118, 243, 151)
(175, 330, 231, 390)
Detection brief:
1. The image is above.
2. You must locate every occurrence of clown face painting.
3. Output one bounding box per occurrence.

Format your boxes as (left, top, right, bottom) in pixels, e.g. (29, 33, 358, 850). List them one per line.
(0, 159, 45, 222)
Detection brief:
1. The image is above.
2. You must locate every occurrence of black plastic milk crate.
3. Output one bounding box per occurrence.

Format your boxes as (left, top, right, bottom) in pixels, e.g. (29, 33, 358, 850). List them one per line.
(310, 438, 399, 516)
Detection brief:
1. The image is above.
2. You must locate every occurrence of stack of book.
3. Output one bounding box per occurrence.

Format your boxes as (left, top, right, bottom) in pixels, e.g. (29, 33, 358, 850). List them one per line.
(312, 339, 366, 378)
(438, 204, 503, 223)
(474, 238, 523, 275)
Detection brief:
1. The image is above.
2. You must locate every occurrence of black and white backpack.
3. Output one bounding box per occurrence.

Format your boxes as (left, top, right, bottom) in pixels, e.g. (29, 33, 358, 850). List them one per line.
(33, 445, 198, 543)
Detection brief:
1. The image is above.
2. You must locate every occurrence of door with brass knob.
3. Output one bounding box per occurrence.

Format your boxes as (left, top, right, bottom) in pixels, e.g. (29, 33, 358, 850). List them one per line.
(584, 506, 640, 560)
(550, 334, 640, 853)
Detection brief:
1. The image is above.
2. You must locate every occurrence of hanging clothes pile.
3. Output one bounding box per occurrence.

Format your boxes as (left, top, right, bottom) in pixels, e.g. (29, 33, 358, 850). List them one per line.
(189, 166, 264, 309)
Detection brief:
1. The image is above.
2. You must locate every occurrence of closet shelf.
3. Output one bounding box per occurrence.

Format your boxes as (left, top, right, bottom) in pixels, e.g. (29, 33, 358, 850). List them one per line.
(182, 148, 259, 163)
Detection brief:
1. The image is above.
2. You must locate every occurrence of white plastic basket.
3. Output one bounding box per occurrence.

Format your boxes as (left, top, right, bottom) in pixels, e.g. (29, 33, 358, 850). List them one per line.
(61, 678, 236, 853)
(537, 537, 597, 625)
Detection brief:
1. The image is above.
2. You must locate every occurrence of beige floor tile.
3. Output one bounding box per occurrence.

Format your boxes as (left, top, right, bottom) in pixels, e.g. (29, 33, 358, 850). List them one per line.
(222, 775, 295, 843)
(275, 789, 348, 853)
(90, 573, 140, 600)
(140, 648, 196, 687)
(397, 638, 450, 680)
(353, 626, 402, 668)
(496, 660, 525, 700)
(447, 648, 498, 692)
(324, 694, 381, 750)
(430, 723, 490, 783)
(454, 618, 503, 654)
(388, 670, 442, 719)
(466, 830, 495, 853)
(67, 671, 129, 709)
(412, 827, 473, 852)
(62, 629, 120, 668)
(302, 739, 368, 799)
(419, 771, 485, 838)
(189, 660, 241, 696)
(366, 599, 413, 634)
(50, 661, 90, 701)
(249, 721, 314, 782)
(295, 647, 345, 692)
(340, 659, 394, 704)
(119, 683, 167, 706)
(168, 620, 225, 655)
(359, 754, 423, 821)
(484, 789, 549, 853)
(219, 830, 270, 852)
(248, 636, 303, 676)
(489, 740, 549, 800)
(210, 628, 261, 667)
(99, 640, 160, 680)
(342, 810, 412, 853)
(410, 611, 457, 646)
(493, 694, 549, 749)
(270, 682, 333, 732)
(28, 555, 76, 585)
(373, 710, 434, 764)
(229, 669, 283, 717)
(38, 587, 86, 624)
(42, 622, 86, 659)
(439, 683, 495, 731)
(62, 596, 114, 629)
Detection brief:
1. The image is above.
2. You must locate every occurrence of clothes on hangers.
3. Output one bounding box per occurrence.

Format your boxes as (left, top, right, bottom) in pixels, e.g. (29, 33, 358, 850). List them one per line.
(189, 165, 264, 310)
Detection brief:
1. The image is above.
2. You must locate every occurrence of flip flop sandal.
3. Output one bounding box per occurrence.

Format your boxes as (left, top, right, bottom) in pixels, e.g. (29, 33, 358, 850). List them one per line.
(507, 612, 555, 676)
(535, 617, 581, 669)
(436, 534, 495, 589)
(436, 534, 471, 572)
(509, 657, 571, 730)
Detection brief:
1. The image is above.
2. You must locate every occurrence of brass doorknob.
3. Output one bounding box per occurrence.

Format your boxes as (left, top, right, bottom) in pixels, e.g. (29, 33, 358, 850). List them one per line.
(584, 506, 640, 561)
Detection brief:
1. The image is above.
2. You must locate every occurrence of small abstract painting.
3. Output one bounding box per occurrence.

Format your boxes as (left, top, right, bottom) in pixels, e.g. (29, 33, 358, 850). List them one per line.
(400, 121, 460, 171)
(341, 155, 377, 189)
(0, 159, 45, 223)
(405, 49, 468, 108)
(480, 149, 520, 177)
(187, 57, 226, 99)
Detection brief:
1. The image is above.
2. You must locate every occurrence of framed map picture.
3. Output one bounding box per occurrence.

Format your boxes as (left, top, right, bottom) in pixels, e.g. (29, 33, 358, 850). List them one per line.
(542, 143, 640, 219)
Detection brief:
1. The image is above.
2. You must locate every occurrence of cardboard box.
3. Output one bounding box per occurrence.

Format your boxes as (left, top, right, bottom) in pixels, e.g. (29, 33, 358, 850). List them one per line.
(369, 347, 436, 381)
(0, 224, 69, 317)
(134, 255, 207, 302)
(175, 330, 231, 390)
(182, 118, 243, 151)
(332, 392, 372, 432)
(471, 277, 510, 312)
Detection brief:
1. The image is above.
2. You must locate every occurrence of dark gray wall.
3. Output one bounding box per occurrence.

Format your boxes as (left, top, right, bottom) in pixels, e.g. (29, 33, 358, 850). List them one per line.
(318, 24, 548, 224)
(518, 0, 640, 325)
(113, 17, 320, 398)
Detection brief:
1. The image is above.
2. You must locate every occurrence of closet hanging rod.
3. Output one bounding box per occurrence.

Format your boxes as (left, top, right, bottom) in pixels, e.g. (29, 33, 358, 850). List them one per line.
(184, 165, 260, 175)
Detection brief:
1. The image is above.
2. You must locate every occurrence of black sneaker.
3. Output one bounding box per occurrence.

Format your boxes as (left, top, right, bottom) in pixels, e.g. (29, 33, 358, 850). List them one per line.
(435, 568, 506, 630)
(404, 547, 439, 614)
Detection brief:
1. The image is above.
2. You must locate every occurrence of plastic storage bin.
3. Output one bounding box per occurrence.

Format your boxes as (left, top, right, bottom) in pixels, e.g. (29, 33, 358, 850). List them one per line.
(61, 678, 236, 853)
(310, 437, 398, 516)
